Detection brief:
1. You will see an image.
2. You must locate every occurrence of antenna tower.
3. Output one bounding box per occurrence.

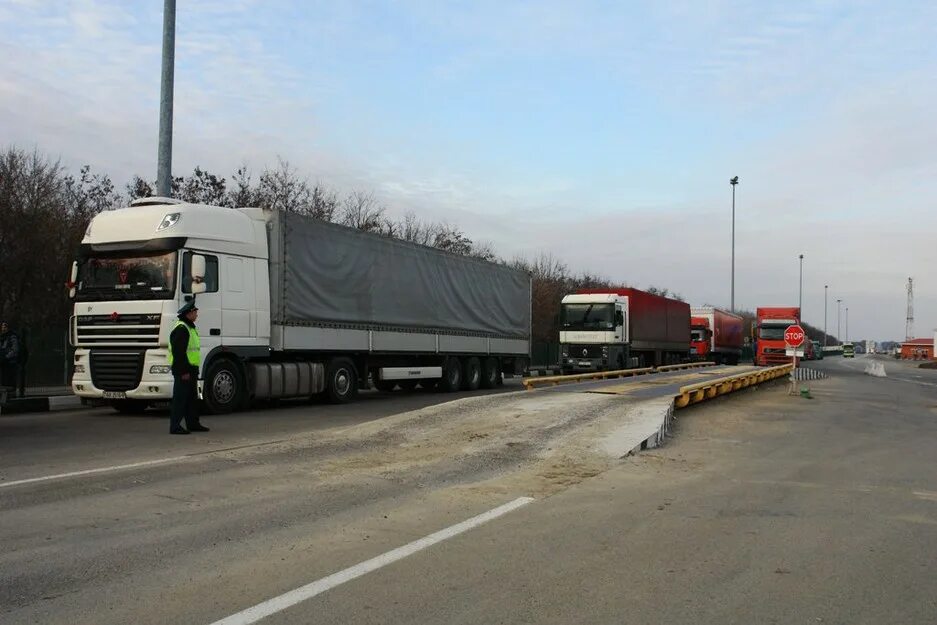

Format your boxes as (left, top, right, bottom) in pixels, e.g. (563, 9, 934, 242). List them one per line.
(905, 277, 914, 341)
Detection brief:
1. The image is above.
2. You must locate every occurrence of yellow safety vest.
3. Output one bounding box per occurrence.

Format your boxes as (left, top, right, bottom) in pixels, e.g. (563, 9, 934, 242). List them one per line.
(167, 321, 201, 367)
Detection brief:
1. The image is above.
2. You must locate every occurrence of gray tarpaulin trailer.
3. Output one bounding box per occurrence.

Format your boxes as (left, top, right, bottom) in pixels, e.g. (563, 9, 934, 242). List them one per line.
(257, 210, 531, 401)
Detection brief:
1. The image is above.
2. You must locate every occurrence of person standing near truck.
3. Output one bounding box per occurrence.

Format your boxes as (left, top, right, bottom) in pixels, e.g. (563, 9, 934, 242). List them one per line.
(168, 302, 210, 435)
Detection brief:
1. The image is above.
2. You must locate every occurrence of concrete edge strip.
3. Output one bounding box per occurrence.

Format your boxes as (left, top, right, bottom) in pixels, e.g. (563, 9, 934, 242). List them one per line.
(207, 496, 536, 625)
(0, 395, 82, 417)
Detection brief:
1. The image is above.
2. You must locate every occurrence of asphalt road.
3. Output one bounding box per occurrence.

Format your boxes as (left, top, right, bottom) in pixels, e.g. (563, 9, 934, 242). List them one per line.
(4, 356, 937, 624)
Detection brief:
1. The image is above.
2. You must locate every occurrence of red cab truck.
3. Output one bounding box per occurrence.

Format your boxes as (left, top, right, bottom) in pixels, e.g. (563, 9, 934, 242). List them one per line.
(690, 306, 743, 365)
(560, 288, 690, 373)
(754, 306, 800, 366)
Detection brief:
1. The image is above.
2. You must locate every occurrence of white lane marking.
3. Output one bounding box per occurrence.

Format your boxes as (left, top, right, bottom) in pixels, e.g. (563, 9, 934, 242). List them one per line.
(208, 496, 536, 625)
(0, 456, 189, 489)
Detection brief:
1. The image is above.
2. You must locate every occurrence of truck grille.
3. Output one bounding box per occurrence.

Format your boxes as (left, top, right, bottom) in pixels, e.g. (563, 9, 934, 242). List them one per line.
(90, 350, 145, 392)
(565, 344, 603, 359)
(76, 313, 161, 347)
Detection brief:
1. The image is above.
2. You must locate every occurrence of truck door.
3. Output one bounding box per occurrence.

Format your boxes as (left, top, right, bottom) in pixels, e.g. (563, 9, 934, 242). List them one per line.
(182, 251, 222, 368)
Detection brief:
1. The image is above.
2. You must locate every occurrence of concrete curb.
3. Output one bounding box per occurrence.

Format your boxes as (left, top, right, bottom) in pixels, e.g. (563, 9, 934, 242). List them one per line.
(600, 398, 676, 458)
(0, 395, 83, 416)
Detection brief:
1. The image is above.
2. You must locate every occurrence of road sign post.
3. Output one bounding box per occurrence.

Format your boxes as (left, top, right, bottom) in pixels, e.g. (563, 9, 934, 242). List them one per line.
(785, 324, 806, 394)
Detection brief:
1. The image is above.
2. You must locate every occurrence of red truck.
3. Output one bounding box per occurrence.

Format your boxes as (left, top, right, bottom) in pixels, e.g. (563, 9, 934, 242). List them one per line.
(559, 288, 690, 372)
(690, 306, 743, 365)
(754, 306, 801, 366)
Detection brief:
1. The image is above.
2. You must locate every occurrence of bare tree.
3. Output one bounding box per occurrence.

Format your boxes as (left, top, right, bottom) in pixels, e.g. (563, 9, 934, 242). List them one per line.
(255, 158, 313, 213)
(339, 190, 385, 232)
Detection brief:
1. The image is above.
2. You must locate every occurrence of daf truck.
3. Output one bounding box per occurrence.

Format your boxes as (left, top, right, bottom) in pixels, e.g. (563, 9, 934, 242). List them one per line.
(559, 288, 689, 373)
(69, 198, 531, 413)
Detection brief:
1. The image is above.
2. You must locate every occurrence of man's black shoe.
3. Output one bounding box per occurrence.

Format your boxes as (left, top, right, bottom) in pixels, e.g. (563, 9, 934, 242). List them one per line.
(189, 424, 210, 433)
(170, 428, 190, 435)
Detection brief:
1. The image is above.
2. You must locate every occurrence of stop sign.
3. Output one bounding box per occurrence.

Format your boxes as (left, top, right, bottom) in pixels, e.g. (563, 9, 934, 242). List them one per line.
(784, 324, 806, 347)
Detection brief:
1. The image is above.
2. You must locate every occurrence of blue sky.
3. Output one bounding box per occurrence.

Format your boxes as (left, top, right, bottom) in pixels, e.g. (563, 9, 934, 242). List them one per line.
(1, 0, 936, 340)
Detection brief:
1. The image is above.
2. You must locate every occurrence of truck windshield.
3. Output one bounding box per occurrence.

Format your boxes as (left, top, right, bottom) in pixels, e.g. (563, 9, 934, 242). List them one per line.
(561, 304, 615, 330)
(758, 326, 786, 340)
(76, 252, 177, 301)
(691, 330, 705, 342)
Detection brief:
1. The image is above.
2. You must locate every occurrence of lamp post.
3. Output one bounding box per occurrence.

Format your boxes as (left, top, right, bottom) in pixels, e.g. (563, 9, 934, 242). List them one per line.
(845, 306, 849, 342)
(824, 285, 828, 347)
(730, 176, 739, 311)
(156, 0, 176, 197)
(837, 299, 842, 343)
(798, 254, 804, 317)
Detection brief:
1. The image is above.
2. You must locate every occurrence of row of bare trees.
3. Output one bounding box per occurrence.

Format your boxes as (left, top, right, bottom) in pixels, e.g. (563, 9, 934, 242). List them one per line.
(0, 145, 683, 345)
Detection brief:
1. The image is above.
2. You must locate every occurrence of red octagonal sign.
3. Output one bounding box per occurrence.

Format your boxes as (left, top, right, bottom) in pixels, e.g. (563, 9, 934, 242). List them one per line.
(784, 324, 806, 347)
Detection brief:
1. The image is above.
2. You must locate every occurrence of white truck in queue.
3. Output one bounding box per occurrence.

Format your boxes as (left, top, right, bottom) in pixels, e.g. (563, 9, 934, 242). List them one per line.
(69, 197, 531, 413)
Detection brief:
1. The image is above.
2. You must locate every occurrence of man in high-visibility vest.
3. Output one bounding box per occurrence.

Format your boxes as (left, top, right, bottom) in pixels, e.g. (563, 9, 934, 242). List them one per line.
(168, 300, 210, 435)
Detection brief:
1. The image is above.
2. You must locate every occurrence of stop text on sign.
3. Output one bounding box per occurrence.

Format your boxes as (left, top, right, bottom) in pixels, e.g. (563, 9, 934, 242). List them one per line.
(784, 324, 806, 347)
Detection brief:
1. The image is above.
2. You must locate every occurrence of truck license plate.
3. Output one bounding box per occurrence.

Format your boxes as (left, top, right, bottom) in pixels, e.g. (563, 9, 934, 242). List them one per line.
(578, 361, 591, 367)
(103, 391, 126, 399)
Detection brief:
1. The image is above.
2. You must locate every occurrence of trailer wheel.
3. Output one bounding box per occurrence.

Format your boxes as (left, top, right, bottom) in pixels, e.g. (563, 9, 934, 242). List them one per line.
(462, 357, 481, 391)
(480, 357, 499, 389)
(204, 358, 245, 414)
(441, 357, 462, 392)
(326, 358, 358, 404)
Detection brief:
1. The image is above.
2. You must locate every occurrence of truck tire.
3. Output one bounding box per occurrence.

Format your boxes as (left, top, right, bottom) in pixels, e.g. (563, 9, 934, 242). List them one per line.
(462, 357, 481, 391)
(326, 357, 358, 404)
(204, 358, 245, 414)
(441, 357, 462, 392)
(480, 357, 499, 389)
(112, 399, 148, 414)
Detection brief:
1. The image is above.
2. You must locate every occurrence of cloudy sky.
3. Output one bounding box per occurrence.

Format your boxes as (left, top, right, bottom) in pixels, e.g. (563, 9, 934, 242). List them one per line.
(2, 0, 935, 341)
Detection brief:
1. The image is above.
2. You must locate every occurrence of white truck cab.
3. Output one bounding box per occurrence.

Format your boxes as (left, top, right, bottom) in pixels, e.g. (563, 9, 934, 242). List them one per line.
(70, 197, 270, 413)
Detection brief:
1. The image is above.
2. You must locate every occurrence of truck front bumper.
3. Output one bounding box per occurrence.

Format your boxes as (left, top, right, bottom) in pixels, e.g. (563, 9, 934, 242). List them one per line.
(71, 348, 177, 401)
(561, 356, 608, 372)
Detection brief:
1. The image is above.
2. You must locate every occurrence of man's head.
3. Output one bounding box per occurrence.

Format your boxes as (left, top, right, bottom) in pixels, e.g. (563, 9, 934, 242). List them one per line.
(0, 321, 7, 334)
(177, 301, 199, 322)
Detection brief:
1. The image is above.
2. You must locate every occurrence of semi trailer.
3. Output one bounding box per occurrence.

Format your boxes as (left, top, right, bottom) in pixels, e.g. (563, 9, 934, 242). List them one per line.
(69, 198, 531, 413)
(690, 306, 743, 365)
(559, 288, 689, 373)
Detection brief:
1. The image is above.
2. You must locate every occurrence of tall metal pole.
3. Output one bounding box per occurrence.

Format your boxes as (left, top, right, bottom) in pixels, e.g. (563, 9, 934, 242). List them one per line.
(837, 299, 842, 343)
(845, 307, 849, 342)
(730, 176, 739, 311)
(156, 0, 176, 197)
(823, 285, 828, 347)
(798, 254, 804, 317)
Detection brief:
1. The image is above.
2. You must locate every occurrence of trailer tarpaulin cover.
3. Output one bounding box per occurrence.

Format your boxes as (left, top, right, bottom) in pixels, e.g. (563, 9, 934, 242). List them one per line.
(273, 212, 531, 338)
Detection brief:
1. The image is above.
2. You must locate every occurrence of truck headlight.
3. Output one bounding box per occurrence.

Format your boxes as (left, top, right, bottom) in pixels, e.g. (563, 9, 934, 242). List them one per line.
(73, 364, 85, 373)
(149, 365, 172, 374)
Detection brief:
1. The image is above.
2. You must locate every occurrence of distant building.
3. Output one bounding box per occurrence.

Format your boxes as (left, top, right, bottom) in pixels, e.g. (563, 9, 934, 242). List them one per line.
(899, 338, 934, 360)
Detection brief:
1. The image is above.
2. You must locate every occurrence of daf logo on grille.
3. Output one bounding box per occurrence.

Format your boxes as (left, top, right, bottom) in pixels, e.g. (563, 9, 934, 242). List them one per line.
(582, 348, 588, 357)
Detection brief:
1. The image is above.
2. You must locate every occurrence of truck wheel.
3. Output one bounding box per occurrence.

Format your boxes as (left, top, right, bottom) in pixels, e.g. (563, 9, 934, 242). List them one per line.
(374, 379, 396, 392)
(480, 357, 499, 389)
(326, 357, 358, 404)
(441, 357, 462, 392)
(462, 357, 481, 391)
(204, 358, 245, 414)
(112, 399, 148, 414)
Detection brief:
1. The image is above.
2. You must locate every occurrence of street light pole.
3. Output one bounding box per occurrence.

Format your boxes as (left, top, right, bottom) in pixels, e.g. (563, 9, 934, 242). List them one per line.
(730, 176, 739, 311)
(156, 0, 176, 197)
(824, 285, 828, 347)
(798, 254, 804, 317)
(845, 307, 849, 342)
(837, 299, 842, 343)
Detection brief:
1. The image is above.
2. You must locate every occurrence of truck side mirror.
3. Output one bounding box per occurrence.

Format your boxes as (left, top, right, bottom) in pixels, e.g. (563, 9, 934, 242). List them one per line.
(68, 261, 78, 299)
(191, 254, 207, 294)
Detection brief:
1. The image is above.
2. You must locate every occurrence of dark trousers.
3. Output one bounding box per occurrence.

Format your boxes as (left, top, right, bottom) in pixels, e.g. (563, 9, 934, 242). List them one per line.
(0, 363, 18, 399)
(170, 374, 201, 431)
